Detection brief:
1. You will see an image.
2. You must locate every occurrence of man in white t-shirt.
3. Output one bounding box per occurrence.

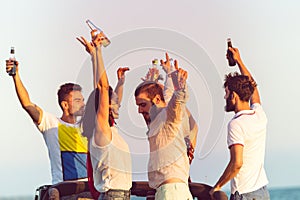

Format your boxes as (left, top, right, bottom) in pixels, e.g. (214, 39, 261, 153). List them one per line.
(209, 47, 270, 200)
(6, 60, 89, 199)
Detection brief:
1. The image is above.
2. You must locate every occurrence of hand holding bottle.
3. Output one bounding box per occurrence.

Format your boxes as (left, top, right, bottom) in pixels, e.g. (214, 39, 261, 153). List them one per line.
(6, 59, 18, 76)
(227, 38, 236, 67)
(91, 30, 109, 48)
(7, 47, 17, 76)
(227, 47, 242, 66)
(86, 19, 111, 47)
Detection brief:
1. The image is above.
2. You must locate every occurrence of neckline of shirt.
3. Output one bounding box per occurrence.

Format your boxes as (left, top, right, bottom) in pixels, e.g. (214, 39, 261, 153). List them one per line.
(233, 110, 255, 119)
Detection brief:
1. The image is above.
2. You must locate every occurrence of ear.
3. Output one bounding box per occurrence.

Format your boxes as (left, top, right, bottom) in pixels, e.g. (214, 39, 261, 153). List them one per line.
(152, 94, 161, 104)
(232, 91, 239, 102)
(61, 101, 69, 111)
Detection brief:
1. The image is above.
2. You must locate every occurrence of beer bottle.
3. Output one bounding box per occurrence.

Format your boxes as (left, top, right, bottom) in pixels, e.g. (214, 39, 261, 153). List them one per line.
(227, 38, 236, 66)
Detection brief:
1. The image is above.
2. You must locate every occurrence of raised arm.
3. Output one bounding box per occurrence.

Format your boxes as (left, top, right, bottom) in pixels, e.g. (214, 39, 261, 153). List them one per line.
(114, 67, 130, 106)
(93, 33, 112, 147)
(166, 67, 189, 125)
(6, 60, 43, 124)
(161, 53, 198, 162)
(77, 30, 99, 88)
(185, 108, 198, 150)
(228, 47, 260, 105)
(78, 31, 112, 146)
(160, 52, 177, 104)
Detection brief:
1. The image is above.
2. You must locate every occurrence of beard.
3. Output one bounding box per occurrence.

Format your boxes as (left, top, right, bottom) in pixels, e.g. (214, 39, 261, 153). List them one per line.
(74, 107, 85, 117)
(225, 97, 235, 112)
(142, 113, 151, 125)
(149, 104, 163, 122)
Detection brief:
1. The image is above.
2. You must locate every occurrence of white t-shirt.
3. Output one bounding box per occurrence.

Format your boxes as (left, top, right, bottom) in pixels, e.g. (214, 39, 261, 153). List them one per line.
(227, 103, 269, 194)
(37, 111, 88, 184)
(90, 126, 132, 192)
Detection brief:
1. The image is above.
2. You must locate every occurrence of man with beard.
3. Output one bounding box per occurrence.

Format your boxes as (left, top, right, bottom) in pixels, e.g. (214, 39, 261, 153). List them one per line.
(209, 47, 270, 200)
(6, 60, 89, 199)
(134, 56, 193, 200)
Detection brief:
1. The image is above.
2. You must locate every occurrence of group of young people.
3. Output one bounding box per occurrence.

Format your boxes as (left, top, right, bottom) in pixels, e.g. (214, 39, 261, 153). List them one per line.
(6, 28, 270, 200)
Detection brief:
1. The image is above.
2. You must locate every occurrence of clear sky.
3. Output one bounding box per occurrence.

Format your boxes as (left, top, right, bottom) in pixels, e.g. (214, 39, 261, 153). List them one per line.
(1, 0, 299, 197)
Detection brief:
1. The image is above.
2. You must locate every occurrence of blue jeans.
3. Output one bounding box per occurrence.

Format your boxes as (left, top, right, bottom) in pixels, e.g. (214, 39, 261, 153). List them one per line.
(230, 186, 270, 200)
(98, 189, 130, 200)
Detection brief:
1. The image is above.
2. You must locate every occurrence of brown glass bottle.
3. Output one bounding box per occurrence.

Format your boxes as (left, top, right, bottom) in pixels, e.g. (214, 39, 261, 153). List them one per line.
(9, 47, 17, 76)
(227, 38, 236, 66)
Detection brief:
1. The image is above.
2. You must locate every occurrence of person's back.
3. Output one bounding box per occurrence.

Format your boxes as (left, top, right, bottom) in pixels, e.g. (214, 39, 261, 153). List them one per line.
(228, 103, 268, 194)
(210, 46, 270, 200)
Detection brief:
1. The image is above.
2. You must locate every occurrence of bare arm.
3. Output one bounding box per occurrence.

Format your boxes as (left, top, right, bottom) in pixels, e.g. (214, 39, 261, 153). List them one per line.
(209, 144, 243, 196)
(114, 67, 130, 106)
(229, 47, 261, 105)
(93, 37, 112, 147)
(77, 31, 99, 89)
(6, 60, 43, 124)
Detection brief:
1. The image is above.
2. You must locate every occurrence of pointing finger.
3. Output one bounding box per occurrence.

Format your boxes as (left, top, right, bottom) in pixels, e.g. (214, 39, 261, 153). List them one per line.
(174, 60, 179, 70)
(165, 52, 169, 62)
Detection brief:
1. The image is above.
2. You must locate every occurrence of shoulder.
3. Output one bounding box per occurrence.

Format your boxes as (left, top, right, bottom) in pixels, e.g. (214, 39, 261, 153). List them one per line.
(37, 111, 59, 132)
(251, 103, 267, 120)
(228, 118, 240, 130)
(227, 120, 245, 147)
(251, 103, 262, 110)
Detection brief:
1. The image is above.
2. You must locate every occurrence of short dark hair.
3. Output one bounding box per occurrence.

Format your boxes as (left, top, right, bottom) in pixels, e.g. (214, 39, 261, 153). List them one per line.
(224, 72, 256, 102)
(57, 83, 82, 109)
(134, 81, 165, 102)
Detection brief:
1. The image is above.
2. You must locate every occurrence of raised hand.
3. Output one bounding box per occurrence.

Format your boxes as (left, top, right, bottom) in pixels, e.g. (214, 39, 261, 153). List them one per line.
(227, 47, 242, 64)
(177, 68, 188, 89)
(91, 30, 109, 47)
(6, 59, 19, 76)
(117, 67, 130, 84)
(76, 36, 95, 54)
(160, 52, 178, 74)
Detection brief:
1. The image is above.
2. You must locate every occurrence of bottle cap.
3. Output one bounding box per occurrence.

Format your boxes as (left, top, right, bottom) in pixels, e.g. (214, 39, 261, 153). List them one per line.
(152, 59, 159, 66)
(10, 47, 15, 54)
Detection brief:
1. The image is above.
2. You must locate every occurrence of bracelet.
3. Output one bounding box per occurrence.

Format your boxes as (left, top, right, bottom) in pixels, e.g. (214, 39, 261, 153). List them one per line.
(251, 80, 257, 88)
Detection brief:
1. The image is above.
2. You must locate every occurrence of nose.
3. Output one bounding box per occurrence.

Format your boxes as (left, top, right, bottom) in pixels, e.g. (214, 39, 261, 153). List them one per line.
(138, 106, 143, 114)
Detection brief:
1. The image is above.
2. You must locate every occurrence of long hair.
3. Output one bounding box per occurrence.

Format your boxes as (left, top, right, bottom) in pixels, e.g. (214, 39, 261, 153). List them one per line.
(82, 87, 113, 139)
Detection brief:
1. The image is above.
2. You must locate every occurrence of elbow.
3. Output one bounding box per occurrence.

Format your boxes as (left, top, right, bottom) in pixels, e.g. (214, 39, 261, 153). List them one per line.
(233, 160, 243, 171)
(22, 103, 32, 111)
(230, 156, 243, 172)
